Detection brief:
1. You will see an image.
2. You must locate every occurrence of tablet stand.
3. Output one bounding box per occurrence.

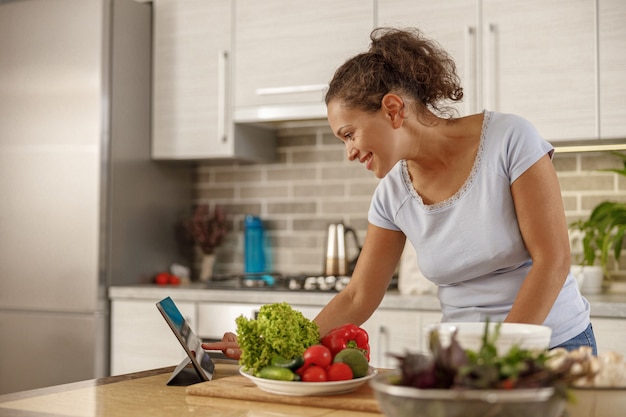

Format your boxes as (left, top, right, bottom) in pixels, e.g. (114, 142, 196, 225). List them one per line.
(166, 349, 216, 386)
(166, 357, 204, 386)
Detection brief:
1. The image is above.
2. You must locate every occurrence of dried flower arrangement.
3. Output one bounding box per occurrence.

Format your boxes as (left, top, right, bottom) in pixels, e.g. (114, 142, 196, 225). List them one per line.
(183, 204, 229, 255)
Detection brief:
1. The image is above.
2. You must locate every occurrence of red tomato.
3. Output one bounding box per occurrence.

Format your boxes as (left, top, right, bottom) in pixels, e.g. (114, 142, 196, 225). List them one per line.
(155, 272, 170, 285)
(301, 366, 327, 382)
(295, 363, 310, 377)
(326, 362, 353, 381)
(500, 378, 516, 390)
(303, 344, 332, 368)
(168, 274, 181, 285)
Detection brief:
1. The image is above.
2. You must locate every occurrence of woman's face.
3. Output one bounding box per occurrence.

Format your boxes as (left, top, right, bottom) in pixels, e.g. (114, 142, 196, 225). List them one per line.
(327, 99, 401, 179)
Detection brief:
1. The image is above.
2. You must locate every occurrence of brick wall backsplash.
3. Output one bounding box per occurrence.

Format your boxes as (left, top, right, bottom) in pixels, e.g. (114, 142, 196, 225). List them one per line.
(195, 123, 626, 281)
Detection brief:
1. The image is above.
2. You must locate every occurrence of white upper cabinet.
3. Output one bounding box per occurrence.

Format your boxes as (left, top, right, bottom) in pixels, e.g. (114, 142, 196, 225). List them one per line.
(152, 0, 275, 161)
(377, 0, 597, 142)
(152, 0, 623, 159)
(233, 0, 374, 122)
(482, 0, 596, 142)
(377, 0, 476, 117)
(599, 0, 626, 139)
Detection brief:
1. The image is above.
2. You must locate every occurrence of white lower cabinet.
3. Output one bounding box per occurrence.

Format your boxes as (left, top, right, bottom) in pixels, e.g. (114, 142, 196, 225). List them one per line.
(196, 303, 261, 341)
(361, 310, 443, 369)
(292, 306, 438, 368)
(194, 303, 321, 342)
(291, 305, 441, 369)
(109, 299, 441, 373)
(291, 305, 323, 322)
(110, 298, 196, 375)
(361, 310, 419, 369)
(420, 312, 445, 353)
(416, 314, 626, 357)
(110, 300, 315, 376)
(591, 317, 626, 356)
(110, 296, 624, 376)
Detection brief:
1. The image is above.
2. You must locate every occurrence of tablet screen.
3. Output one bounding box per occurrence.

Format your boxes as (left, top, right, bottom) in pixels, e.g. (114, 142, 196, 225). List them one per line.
(156, 296, 215, 384)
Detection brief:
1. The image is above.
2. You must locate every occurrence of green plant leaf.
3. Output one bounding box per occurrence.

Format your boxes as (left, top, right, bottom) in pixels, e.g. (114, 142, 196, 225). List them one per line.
(567, 152, 626, 280)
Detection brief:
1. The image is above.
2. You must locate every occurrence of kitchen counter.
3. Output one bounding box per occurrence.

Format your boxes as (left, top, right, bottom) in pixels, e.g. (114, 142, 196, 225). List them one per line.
(109, 284, 626, 375)
(0, 361, 382, 417)
(109, 284, 626, 318)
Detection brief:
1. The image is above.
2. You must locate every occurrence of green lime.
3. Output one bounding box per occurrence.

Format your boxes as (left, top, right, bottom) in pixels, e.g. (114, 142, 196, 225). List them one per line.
(255, 365, 296, 381)
(332, 348, 369, 378)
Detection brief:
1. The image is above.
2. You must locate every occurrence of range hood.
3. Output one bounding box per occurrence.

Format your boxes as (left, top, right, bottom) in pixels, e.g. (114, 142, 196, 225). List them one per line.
(234, 103, 327, 124)
(233, 83, 329, 124)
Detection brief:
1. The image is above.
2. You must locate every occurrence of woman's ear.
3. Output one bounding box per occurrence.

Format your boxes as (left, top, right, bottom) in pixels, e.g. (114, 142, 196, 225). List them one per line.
(381, 93, 406, 128)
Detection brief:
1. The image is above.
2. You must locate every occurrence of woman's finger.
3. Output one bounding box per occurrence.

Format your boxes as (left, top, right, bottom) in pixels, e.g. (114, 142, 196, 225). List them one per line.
(225, 348, 242, 360)
(222, 332, 237, 343)
(201, 332, 241, 359)
(201, 341, 237, 351)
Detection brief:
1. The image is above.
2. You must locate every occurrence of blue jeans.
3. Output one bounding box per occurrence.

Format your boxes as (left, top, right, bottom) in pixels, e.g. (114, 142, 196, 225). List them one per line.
(551, 323, 597, 356)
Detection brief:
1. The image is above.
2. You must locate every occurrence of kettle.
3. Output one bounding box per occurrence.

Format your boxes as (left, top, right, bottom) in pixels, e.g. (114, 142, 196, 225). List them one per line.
(324, 223, 362, 276)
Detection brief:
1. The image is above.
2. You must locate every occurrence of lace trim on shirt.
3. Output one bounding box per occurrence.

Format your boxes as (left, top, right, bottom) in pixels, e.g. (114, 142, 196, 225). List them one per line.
(401, 110, 491, 212)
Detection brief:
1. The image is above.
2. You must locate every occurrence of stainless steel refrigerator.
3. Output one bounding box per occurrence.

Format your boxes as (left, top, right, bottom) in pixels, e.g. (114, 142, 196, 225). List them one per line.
(0, 0, 193, 394)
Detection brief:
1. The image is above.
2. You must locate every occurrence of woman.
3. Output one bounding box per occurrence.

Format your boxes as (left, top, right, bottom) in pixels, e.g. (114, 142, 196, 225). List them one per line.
(204, 27, 596, 359)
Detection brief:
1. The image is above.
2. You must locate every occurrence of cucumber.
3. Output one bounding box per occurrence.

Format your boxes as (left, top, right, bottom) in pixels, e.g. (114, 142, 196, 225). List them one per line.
(270, 355, 305, 371)
(256, 365, 297, 381)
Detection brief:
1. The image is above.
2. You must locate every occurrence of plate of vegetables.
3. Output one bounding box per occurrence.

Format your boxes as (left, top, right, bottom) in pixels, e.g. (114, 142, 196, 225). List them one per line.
(240, 365, 378, 396)
(235, 302, 377, 396)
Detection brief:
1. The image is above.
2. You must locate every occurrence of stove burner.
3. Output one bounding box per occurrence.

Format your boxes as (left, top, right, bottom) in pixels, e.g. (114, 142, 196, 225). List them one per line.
(300, 275, 351, 291)
(206, 273, 351, 292)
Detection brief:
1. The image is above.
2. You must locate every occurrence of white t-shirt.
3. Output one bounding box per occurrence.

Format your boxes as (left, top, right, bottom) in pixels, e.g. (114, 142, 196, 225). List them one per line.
(368, 110, 590, 347)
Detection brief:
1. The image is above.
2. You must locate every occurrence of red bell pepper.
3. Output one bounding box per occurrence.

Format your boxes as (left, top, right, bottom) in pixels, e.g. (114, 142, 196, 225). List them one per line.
(321, 323, 370, 361)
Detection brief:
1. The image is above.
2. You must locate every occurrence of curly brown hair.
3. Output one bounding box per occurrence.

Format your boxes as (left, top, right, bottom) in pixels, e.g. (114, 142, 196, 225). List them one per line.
(325, 27, 463, 118)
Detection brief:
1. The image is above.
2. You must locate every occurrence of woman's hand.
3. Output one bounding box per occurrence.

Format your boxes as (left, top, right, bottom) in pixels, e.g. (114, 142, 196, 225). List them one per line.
(201, 332, 241, 360)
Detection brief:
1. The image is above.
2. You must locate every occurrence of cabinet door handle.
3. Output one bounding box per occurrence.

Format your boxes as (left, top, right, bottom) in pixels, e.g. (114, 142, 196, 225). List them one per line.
(486, 23, 498, 111)
(464, 26, 478, 114)
(217, 50, 228, 143)
(378, 325, 389, 368)
(255, 83, 328, 96)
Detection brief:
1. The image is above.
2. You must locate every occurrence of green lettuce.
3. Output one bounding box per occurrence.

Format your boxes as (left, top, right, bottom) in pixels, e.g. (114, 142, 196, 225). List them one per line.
(236, 302, 320, 373)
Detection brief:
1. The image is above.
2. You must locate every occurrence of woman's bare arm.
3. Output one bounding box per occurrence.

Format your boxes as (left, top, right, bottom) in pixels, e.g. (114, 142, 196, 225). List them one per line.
(506, 154, 571, 324)
(313, 223, 406, 336)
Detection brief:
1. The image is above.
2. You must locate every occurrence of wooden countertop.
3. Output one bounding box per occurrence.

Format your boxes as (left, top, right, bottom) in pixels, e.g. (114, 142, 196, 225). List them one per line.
(0, 361, 383, 417)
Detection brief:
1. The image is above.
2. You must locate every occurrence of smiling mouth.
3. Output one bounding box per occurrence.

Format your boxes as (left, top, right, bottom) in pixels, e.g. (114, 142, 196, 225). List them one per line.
(360, 153, 373, 170)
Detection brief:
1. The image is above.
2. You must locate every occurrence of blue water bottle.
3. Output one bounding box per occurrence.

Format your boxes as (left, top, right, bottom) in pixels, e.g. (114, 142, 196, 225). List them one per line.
(244, 215, 266, 273)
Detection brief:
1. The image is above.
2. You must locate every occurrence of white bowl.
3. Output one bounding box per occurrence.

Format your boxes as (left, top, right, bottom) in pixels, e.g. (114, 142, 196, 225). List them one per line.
(427, 322, 552, 353)
(370, 371, 565, 417)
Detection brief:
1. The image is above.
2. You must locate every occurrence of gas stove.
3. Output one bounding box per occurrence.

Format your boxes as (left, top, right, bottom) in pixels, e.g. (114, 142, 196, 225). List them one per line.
(204, 273, 398, 292)
(205, 272, 352, 292)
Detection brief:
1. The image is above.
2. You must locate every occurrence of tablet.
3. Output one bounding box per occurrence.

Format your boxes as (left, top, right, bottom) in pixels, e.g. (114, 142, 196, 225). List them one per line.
(156, 296, 215, 385)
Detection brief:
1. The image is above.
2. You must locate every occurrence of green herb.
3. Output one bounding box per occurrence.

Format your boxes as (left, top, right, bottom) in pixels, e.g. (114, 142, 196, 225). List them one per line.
(394, 321, 577, 392)
(236, 302, 320, 374)
(568, 151, 626, 280)
(458, 323, 555, 389)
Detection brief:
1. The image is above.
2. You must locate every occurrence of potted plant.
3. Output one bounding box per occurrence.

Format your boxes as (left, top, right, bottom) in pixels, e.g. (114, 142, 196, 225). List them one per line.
(569, 151, 626, 291)
(183, 204, 229, 281)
